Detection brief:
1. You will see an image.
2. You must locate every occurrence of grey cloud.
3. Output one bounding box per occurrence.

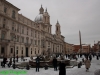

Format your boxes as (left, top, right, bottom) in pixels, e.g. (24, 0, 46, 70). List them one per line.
(6, 0, 100, 46)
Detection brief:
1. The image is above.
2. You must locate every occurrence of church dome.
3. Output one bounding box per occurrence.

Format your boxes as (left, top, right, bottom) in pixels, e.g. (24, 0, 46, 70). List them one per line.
(34, 14, 43, 23)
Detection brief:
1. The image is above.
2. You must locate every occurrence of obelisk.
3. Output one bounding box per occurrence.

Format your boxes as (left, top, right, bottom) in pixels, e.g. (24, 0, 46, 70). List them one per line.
(79, 30, 82, 54)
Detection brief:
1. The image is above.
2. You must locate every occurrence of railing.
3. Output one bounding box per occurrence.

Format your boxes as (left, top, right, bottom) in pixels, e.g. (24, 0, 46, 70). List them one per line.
(0, 25, 9, 30)
(0, 39, 10, 43)
(24, 43, 31, 46)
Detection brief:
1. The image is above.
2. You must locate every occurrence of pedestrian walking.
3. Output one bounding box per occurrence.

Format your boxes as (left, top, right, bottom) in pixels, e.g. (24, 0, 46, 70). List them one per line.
(89, 54, 92, 61)
(59, 60, 66, 75)
(52, 57, 57, 71)
(8, 57, 12, 67)
(84, 57, 91, 72)
(35, 56, 40, 72)
(2, 56, 7, 68)
(96, 54, 99, 60)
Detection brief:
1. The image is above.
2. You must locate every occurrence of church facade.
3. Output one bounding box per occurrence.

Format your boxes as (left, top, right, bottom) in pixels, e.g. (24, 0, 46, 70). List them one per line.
(0, 0, 66, 57)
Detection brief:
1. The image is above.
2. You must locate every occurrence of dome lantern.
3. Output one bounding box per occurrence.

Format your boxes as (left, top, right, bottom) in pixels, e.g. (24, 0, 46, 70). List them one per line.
(39, 5, 44, 14)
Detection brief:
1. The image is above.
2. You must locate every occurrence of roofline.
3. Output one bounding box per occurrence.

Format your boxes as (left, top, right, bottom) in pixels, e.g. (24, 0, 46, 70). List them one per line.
(5, 0, 20, 11)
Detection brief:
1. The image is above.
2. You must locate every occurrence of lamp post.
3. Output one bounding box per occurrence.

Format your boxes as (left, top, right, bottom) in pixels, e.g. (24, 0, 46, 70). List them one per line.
(13, 36, 16, 69)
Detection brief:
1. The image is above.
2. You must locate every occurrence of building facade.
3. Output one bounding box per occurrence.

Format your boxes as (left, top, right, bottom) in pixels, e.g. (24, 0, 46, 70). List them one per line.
(0, 0, 65, 57)
(73, 44, 90, 54)
(82, 44, 90, 53)
(65, 43, 74, 54)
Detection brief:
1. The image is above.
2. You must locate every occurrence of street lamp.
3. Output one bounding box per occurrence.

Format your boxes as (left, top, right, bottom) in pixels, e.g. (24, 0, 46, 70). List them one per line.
(13, 36, 16, 69)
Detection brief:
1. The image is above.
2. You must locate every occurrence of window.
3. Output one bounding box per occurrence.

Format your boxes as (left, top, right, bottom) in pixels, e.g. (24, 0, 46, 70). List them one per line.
(4, 7, 7, 13)
(1, 47, 4, 54)
(17, 36, 19, 42)
(35, 31, 36, 38)
(16, 46, 18, 54)
(16, 46, 18, 50)
(16, 50, 18, 54)
(38, 33, 39, 38)
(35, 40, 37, 45)
(12, 22, 14, 30)
(17, 25, 19, 32)
(38, 40, 40, 45)
(31, 39, 33, 44)
(48, 27, 49, 32)
(35, 50, 36, 54)
(11, 35, 13, 41)
(26, 38, 28, 43)
(22, 47, 23, 54)
(12, 10, 15, 19)
(27, 28, 28, 35)
(22, 26, 24, 34)
(3, 19, 6, 21)
(3, 24, 5, 28)
(31, 48, 32, 54)
(21, 37, 24, 43)
(35, 48, 36, 54)
(1, 33, 5, 39)
(22, 50, 23, 54)
(11, 48, 13, 53)
(31, 30, 32, 36)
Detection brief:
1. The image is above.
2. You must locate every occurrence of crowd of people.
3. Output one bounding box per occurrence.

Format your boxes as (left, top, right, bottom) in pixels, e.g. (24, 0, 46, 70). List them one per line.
(0, 52, 100, 75)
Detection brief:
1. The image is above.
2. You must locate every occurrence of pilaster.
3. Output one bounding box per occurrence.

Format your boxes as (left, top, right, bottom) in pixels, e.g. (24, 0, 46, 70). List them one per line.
(6, 44, 10, 57)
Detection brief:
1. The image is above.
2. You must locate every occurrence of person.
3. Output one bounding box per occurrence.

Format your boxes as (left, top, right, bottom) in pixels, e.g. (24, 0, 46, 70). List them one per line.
(35, 56, 40, 72)
(59, 60, 66, 75)
(8, 57, 12, 67)
(84, 57, 91, 72)
(96, 53, 99, 60)
(94, 69, 100, 75)
(2, 56, 7, 68)
(53, 57, 57, 71)
(89, 54, 92, 61)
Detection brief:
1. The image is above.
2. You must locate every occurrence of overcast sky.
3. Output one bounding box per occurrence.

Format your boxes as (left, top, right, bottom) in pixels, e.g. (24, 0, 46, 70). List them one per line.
(7, 0, 100, 46)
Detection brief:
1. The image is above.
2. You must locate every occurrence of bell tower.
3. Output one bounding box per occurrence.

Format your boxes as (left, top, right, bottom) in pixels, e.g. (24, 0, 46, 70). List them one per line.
(44, 8, 50, 24)
(55, 20, 61, 36)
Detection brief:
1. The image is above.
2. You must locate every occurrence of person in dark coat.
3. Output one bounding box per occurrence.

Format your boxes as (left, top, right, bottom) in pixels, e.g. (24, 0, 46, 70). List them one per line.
(8, 57, 12, 67)
(96, 54, 99, 60)
(59, 61, 66, 75)
(35, 56, 40, 72)
(53, 57, 57, 71)
(2, 56, 7, 68)
(89, 54, 92, 61)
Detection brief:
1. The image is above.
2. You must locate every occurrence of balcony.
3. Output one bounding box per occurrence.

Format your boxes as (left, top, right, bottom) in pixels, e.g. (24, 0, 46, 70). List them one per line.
(10, 30, 16, 34)
(0, 25, 9, 30)
(0, 39, 10, 45)
(24, 43, 31, 47)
